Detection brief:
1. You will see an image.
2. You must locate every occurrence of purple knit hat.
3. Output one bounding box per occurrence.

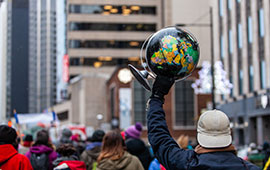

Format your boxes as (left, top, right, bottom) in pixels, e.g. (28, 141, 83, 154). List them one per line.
(125, 122, 143, 139)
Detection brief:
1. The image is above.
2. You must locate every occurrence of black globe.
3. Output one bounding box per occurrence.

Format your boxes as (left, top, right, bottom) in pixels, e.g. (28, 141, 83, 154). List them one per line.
(145, 27, 200, 80)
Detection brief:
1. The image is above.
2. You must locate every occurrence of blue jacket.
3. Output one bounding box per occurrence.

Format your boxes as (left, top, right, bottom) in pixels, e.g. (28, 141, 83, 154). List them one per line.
(147, 98, 260, 170)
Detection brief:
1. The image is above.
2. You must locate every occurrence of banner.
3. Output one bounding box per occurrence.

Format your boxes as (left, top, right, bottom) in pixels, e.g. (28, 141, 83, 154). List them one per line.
(16, 112, 58, 124)
(119, 88, 131, 129)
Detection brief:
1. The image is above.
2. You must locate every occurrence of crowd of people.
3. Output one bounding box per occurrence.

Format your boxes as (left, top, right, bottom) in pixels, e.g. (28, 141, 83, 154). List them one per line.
(0, 122, 167, 170)
(1, 75, 270, 170)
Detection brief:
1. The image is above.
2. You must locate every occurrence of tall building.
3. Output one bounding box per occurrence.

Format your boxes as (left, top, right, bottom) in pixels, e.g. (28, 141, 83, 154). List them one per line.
(28, 0, 57, 113)
(67, 0, 163, 77)
(0, 0, 7, 122)
(1, 0, 57, 117)
(214, 0, 270, 146)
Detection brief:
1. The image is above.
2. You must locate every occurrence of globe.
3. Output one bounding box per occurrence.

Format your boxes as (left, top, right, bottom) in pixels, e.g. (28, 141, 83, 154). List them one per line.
(145, 26, 200, 80)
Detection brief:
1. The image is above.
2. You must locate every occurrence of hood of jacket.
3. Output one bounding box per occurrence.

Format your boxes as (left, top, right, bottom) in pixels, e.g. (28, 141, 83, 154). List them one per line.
(53, 155, 78, 166)
(0, 144, 17, 164)
(125, 138, 147, 154)
(30, 144, 53, 154)
(97, 151, 133, 170)
(85, 144, 101, 160)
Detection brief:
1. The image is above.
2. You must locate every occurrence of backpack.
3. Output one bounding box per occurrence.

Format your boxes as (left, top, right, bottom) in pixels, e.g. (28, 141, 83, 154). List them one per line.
(30, 152, 49, 170)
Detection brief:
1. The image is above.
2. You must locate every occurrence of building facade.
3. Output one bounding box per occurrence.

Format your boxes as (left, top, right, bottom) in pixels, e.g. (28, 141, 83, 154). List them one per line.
(214, 0, 270, 146)
(67, 0, 164, 76)
(1, 0, 57, 118)
(0, 0, 7, 122)
(28, 0, 57, 113)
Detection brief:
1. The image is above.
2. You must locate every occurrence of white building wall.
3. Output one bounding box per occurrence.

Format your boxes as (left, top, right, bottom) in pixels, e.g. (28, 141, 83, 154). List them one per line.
(0, 1, 7, 122)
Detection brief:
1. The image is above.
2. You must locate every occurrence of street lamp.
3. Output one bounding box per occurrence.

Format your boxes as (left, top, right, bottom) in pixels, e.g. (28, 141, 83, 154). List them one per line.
(176, 7, 216, 109)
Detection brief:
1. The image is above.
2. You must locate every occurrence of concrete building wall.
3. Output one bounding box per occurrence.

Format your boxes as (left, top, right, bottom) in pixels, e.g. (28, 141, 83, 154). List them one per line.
(170, 0, 212, 66)
(216, 0, 270, 146)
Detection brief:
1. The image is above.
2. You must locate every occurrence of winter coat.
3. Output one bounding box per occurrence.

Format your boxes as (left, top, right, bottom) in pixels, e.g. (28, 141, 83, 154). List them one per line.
(148, 158, 166, 170)
(80, 142, 102, 170)
(53, 155, 79, 167)
(26, 144, 57, 170)
(0, 144, 33, 170)
(54, 160, 86, 170)
(97, 151, 144, 170)
(147, 98, 260, 170)
(126, 138, 153, 170)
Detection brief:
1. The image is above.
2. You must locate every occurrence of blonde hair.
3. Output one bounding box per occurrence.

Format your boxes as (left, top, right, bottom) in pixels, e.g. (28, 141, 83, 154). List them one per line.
(177, 135, 189, 149)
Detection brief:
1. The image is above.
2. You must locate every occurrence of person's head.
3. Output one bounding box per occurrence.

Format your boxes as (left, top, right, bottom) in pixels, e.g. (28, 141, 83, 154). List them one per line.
(23, 134, 33, 147)
(97, 131, 125, 162)
(62, 128, 72, 138)
(197, 110, 232, 148)
(91, 129, 105, 142)
(56, 144, 77, 157)
(177, 135, 189, 149)
(34, 129, 50, 146)
(0, 125, 18, 149)
(125, 122, 143, 139)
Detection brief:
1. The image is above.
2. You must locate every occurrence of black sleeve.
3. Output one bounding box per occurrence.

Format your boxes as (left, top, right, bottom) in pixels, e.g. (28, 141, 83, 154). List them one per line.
(147, 98, 194, 170)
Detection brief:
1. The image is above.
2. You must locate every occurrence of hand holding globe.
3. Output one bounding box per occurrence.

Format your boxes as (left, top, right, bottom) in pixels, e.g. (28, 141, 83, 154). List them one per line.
(129, 26, 200, 91)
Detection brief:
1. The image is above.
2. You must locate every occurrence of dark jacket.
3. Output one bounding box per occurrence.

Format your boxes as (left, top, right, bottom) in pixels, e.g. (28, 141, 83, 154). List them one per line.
(25, 145, 57, 170)
(97, 151, 144, 170)
(147, 98, 260, 170)
(80, 142, 102, 170)
(0, 144, 33, 170)
(126, 138, 153, 170)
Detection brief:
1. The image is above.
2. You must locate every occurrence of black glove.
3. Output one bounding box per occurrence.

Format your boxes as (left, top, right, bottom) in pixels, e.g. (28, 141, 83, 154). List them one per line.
(151, 75, 175, 102)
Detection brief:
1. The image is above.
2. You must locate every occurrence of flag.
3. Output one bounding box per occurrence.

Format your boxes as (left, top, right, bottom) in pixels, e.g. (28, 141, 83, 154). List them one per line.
(14, 111, 19, 124)
(52, 111, 56, 121)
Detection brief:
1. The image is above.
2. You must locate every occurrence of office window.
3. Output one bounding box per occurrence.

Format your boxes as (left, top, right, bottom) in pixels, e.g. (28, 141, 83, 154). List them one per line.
(260, 61, 266, 89)
(110, 87, 115, 118)
(239, 70, 243, 94)
(219, 0, 223, 16)
(133, 80, 151, 126)
(249, 66, 254, 91)
(69, 5, 156, 15)
(238, 24, 242, 48)
(229, 29, 233, 54)
(259, 8, 264, 37)
(220, 35, 224, 59)
(175, 80, 194, 126)
(69, 40, 143, 49)
(228, 0, 232, 10)
(248, 16, 253, 43)
(69, 23, 156, 32)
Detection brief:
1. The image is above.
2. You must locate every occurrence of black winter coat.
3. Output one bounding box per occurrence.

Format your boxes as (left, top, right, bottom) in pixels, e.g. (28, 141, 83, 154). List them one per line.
(126, 138, 153, 170)
(147, 98, 260, 170)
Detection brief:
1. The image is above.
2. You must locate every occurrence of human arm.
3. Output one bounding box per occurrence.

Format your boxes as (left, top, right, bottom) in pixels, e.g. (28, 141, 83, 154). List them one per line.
(147, 76, 194, 169)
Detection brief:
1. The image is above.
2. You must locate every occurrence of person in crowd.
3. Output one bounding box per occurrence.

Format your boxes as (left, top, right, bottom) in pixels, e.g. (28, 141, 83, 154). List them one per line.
(19, 134, 34, 155)
(176, 135, 193, 150)
(96, 131, 144, 170)
(248, 143, 264, 168)
(81, 129, 105, 170)
(71, 134, 86, 156)
(56, 128, 73, 147)
(147, 75, 260, 170)
(26, 129, 57, 170)
(0, 125, 33, 170)
(263, 142, 270, 167)
(125, 122, 153, 170)
(53, 144, 86, 170)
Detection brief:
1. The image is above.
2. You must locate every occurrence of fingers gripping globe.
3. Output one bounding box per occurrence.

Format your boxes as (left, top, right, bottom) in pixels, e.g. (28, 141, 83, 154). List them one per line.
(145, 27, 200, 80)
(129, 26, 200, 91)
